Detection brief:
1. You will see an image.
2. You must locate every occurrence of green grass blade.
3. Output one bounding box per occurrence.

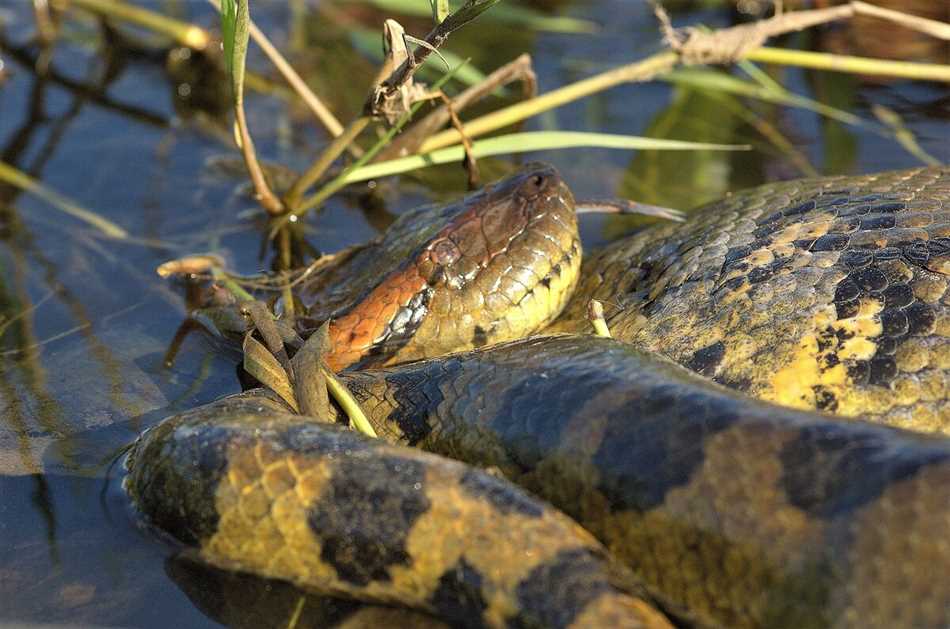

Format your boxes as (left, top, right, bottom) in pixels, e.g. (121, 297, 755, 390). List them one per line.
(340, 131, 749, 183)
(440, 0, 503, 32)
(430, 0, 449, 23)
(737, 59, 785, 94)
(324, 367, 378, 438)
(220, 0, 236, 77)
(221, 0, 250, 103)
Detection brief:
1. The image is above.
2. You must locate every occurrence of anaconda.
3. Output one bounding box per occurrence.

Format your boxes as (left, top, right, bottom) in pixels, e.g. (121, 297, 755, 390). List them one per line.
(126, 165, 950, 628)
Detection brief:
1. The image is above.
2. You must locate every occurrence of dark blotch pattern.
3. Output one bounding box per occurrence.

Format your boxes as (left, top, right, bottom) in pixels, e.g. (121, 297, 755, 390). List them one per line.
(822, 201, 941, 388)
(779, 424, 950, 518)
(860, 215, 896, 230)
(811, 233, 849, 252)
(130, 423, 232, 546)
(906, 302, 936, 335)
(489, 368, 609, 472)
(429, 558, 490, 629)
(308, 455, 431, 586)
(594, 391, 739, 510)
(850, 267, 887, 292)
(458, 469, 543, 518)
(813, 386, 838, 412)
(736, 188, 945, 394)
(381, 359, 465, 445)
(509, 548, 613, 629)
(716, 188, 944, 397)
(687, 341, 726, 377)
(784, 200, 817, 217)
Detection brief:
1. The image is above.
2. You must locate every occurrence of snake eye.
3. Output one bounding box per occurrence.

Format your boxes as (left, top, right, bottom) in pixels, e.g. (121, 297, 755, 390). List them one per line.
(519, 172, 549, 199)
(430, 238, 461, 265)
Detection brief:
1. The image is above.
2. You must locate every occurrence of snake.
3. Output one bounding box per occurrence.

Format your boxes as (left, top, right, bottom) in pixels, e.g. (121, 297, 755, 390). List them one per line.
(125, 164, 950, 628)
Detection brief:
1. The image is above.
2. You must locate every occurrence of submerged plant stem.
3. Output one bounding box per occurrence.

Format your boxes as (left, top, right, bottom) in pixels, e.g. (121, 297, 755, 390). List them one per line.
(0, 160, 127, 238)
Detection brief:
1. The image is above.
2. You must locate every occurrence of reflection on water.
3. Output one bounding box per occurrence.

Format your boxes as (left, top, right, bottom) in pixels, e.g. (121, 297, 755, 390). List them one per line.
(166, 555, 449, 629)
(0, 473, 202, 626)
(0, 0, 946, 626)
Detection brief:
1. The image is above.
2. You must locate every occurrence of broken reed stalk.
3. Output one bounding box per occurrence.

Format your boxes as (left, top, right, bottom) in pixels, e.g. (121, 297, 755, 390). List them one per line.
(367, 0, 502, 116)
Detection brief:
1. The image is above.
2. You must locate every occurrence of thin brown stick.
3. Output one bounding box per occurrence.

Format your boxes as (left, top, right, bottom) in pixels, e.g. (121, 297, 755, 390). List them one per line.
(439, 92, 480, 188)
(851, 1, 950, 40)
(377, 54, 536, 161)
(575, 199, 685, 222)
(234, 105, 284, 215)
(278, 226, 296, 323)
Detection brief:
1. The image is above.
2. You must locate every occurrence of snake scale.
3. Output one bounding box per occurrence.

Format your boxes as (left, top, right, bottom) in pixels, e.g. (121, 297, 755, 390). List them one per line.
(126, 165, 950, 628)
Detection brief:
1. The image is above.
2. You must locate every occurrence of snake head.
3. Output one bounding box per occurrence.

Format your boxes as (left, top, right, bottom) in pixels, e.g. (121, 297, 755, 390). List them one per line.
(324, 164, 581, 371)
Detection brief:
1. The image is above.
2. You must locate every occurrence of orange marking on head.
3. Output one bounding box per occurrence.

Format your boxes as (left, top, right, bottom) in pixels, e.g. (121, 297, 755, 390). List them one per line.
(325, 264, 428, 371)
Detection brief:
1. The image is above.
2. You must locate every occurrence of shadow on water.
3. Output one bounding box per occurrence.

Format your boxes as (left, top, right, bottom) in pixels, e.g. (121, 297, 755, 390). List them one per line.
(0, 0, 946, 626)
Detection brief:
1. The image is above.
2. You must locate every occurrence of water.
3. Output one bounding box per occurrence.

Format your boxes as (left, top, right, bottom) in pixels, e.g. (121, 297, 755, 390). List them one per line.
(0, 0, 946, 625)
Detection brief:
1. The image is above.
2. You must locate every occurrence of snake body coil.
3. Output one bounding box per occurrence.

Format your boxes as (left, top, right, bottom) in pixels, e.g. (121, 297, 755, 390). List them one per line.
(127, 166, 950, 628)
